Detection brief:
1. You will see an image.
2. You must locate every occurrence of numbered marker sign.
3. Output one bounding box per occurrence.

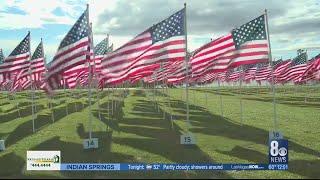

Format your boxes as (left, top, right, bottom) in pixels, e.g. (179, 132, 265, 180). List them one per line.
(0, 140, 5, 151)
(269, 131, 283, 141)
(180, 134, 196, 145)
(83, 138, 98, 149)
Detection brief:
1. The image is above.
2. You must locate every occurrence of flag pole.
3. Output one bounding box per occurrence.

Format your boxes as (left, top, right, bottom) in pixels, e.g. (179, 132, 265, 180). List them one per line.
(218, 78, 224, 117)
(239, 66, 244, 125)
(166, 75, 174, 129)
(160, 62, 166, 119)
(28, 31, 36, 133)
(64, 78, 68, 115)
(304, 49, 308, 103)
(88, 6, 94, 140)
(265, 9, 277, 131)
(184, 3, 191, 132)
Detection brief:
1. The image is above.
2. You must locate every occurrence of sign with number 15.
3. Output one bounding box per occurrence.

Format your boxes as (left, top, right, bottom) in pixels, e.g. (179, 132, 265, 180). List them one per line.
(180, 134, 196, 145)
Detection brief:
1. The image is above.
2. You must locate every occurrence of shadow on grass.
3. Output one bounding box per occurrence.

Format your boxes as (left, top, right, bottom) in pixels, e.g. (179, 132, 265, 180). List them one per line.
(217, 146, 320, 178)
(90, 90, 127, 132)
(0, 152, 25, 177)
(0, 103, 44, 124)
(243, 96, 320, 108)
(144, 90, 320, 160)
(4, 100, 89, 148)
(107, 90, 232, 178)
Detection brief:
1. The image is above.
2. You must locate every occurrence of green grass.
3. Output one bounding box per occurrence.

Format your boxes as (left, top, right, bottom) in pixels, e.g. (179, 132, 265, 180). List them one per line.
(0, 85, 319, 178)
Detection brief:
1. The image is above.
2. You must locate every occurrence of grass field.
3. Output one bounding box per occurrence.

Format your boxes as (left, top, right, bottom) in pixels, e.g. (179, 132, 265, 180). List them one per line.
(0, 85, 319, 178)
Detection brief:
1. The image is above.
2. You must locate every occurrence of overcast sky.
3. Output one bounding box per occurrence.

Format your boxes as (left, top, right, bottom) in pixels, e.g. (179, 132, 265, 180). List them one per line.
(0, 0, 319, 62)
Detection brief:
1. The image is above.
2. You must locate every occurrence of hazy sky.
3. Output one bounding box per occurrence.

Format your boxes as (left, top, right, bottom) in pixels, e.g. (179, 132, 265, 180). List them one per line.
(0, 0, 319, 62)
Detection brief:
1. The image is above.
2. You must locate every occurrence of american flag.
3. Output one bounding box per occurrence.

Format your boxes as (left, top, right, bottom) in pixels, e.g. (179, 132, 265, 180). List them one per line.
(45, 7, 90, 93)
(167, 60, 189, 84)
(18, 41, 47, 90)
(216, 72, 227, 82)
(0, 49, 4, 86)
(243, 64, 258, 82)
(190, 14, 269, 78)
(277, 52, 307, 83)
(196, 72, 217, 84)
(298, 57, 320, 82)
(93, 37, 111, 74)
(227, 67, 243, 82)
(0, 32, 30, 87)
(0, 49, 4, 63)
(100, 8, 186, 86)
(30, 41, 46, 82)
(272, 59, 292, 83)
(255, 62, 271, 82)
(11, 68, 27, 92)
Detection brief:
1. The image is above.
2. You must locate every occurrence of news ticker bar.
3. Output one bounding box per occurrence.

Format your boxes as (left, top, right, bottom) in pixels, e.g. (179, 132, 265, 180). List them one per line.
(60, 163, 288, 171)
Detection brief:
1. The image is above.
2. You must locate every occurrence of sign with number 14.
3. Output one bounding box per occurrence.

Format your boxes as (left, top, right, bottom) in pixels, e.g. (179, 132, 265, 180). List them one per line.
(83, 138, 98, 149)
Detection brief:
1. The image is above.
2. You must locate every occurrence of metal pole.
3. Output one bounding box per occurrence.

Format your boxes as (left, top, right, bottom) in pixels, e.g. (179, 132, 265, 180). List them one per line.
(239, 67, 244, 125)
(29, 32, 35, 133)
(88, 7, 93, 140)
(51, 96, 55, 122)
(184, 3, 191, 131)
(64, 79, 68, 115)
(74, 83, 78, 112)
(218, 79, 224, 117)
(304, 49, 309, 103)
(205, 83, 208, 107)
(265, 9, 277, 131)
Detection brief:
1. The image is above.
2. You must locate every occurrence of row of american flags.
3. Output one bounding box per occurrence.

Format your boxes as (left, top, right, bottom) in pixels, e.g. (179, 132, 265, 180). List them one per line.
(0, 6, 319, 94)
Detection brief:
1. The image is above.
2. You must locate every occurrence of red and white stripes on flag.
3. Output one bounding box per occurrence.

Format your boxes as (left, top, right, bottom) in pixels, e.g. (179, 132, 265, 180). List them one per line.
(0, 33, 31, 86)
(190, 15, 269, 79)
(100, 8, 186, 86)
(244, 67, 258, 82)
(0, 53, 30, 78)
(227, 70, 242, 82)
(167, 60, 188, 84)
(255, 65, 271, 81)
(273, 60, 292, 83)
(100, 33, 186, 86)
(277, 64, 308, 83)
(45, 7, 90, 94)
(190, 34, 269, 79)
(30, 59, 46, 82)
(299, 58, 320, 82)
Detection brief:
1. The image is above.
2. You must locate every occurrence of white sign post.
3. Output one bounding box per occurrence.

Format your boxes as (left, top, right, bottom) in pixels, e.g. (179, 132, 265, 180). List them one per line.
(83, 138, 99, 149)
(0, 140, 5, 151)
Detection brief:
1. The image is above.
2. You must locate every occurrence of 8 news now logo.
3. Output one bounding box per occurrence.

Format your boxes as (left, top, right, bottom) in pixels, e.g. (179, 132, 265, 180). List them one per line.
(269, 139, 288, 164)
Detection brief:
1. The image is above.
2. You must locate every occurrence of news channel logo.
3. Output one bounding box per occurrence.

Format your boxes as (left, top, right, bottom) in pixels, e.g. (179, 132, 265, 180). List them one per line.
(27, 151, 61, 170)
(269, 139, 288, 164)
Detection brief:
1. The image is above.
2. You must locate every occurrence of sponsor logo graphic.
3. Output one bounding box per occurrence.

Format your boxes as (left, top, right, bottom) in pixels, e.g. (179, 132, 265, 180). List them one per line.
(27, 151, 61, 170)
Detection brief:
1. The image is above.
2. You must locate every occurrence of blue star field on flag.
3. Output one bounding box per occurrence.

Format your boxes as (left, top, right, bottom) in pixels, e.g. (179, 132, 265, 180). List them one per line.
(31, 41, 44, 60)
(231, 15, 266, 49)
(94, 38, 108, 56)
(58, 8, 89, 50)
(9, 32, 30, 56)
(0, 49, 4, 63)
(150, 8, 185, 44)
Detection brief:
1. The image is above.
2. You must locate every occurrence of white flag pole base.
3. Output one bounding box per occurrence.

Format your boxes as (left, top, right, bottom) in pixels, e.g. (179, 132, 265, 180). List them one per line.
(0, 140, 5, 151)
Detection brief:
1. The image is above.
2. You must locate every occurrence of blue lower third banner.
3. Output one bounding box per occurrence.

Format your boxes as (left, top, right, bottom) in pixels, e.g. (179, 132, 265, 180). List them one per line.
(60, 163, 288, 171)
